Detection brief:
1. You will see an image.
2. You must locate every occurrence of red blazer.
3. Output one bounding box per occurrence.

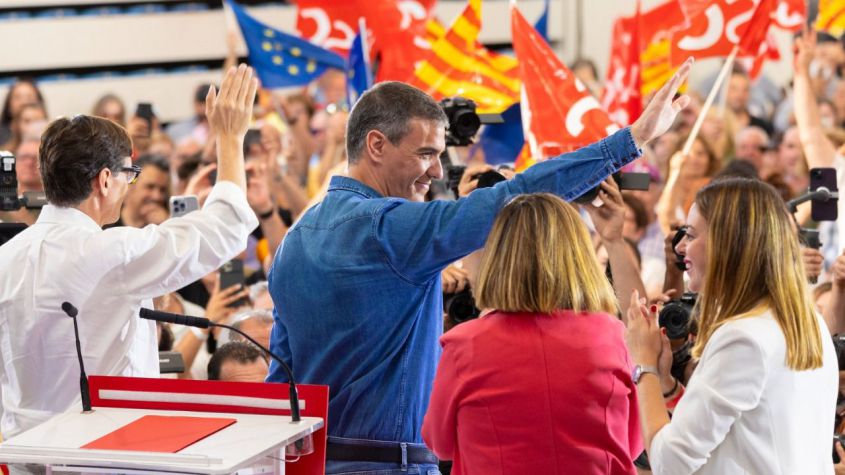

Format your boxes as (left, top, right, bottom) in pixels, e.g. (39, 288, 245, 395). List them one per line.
(422, 310, 642, 475)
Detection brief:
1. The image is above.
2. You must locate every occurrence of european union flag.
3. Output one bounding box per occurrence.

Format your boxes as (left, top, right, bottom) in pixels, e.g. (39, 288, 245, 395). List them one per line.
(479, 103, 524, 165)
(226, 0, 345, 88)
(346, 25, 373, 106)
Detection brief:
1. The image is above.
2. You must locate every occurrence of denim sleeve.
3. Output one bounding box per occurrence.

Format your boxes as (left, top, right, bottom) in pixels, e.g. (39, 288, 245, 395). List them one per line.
(373, 128, 641, 285)
(267, 306, 294, 382)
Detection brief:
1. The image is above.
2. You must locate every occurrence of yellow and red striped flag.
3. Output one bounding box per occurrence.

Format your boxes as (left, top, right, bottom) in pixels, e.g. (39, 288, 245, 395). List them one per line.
(408, 0, 520, 113)
(817, 0, 845, 36)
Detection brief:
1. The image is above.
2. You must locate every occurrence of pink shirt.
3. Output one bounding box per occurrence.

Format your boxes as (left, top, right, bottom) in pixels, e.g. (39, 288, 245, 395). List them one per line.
(423, 310, 642, 475)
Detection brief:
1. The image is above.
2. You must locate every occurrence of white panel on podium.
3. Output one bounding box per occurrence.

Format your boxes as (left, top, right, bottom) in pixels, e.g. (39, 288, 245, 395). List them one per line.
(0, 407, 323, 475)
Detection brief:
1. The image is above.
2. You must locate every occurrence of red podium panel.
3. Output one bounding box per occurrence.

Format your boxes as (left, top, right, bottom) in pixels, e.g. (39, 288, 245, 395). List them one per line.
(88, 376, 328, 475)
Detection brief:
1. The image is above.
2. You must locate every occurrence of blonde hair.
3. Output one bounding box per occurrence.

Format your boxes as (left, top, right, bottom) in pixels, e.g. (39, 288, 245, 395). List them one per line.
(475, 193, 617, 314)
(692, 178, 824, 370)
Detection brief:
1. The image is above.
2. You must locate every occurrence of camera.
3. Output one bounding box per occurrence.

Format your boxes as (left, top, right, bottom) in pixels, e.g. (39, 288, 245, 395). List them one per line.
(659, 292, 696, 340)
(1, 151, 18, 211)
(440, 97, 482, 147)
(445, 166, 507, 196)
(670, 226, 689, 271)
(439, 97, 504, 147)
(443, 289, 481, 326)
(0, 151, 45, 213)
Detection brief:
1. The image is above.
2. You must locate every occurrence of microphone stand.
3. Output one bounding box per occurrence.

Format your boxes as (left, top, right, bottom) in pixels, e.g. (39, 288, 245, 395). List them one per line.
(138, 308, 301, 423)
(61, 302, 93, 413)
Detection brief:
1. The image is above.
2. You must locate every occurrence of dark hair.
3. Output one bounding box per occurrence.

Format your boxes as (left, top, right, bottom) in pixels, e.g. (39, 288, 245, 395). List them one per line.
(622, 193, 649, 231)
(207, 341, 266, 381)
(345, 81, 447, 164)
(1, 78, 45, 127)
(135, 153, 169, 174)
(195, 84, 213, 104)
(39, 115, 132, 207)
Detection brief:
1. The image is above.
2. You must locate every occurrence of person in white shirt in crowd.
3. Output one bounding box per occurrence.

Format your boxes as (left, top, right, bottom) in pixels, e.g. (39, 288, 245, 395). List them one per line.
(626, 177, 838, 474)
(0, 65, 259, 443)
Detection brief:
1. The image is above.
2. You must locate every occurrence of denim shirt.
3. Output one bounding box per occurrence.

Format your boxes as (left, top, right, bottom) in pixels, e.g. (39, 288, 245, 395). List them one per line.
(267, 128, 641, 444)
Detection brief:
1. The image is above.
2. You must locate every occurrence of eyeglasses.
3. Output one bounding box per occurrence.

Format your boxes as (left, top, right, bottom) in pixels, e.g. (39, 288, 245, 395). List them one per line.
(120, 165, 141, 184)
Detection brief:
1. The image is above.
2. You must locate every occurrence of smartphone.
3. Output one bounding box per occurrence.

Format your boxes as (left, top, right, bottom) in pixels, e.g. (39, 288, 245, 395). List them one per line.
(159, 351, 185, 374)
(615, 172, 650, 191)
(244, 129, 263, 158)
(219, 259, 248, 308)
(809, 168, 838, 222)
(169, 195, 199, 218)
(135, 103, 154, 129)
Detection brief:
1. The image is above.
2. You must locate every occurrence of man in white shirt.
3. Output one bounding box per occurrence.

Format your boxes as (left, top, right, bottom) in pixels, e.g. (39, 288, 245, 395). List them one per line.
(0, 65, 259, 441)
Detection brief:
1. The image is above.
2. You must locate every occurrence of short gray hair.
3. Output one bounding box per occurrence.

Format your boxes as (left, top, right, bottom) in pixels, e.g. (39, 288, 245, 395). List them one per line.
(346, 82, 447, 164)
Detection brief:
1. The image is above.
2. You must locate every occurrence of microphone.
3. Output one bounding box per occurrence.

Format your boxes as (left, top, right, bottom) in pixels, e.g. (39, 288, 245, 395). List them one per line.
(786, 186, 839, 213)
(61, 302, 93, 413)
(139, 308, 302, 423)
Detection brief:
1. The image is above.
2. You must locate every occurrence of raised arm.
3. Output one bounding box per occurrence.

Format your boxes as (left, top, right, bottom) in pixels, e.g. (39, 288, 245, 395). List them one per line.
(586, 178, 647, 322)
(377, 59, 695, 283)
(794, 28, 837, 169)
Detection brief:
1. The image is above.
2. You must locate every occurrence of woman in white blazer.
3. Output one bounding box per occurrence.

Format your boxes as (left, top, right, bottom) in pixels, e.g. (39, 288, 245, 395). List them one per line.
(626, 177, 839, 474)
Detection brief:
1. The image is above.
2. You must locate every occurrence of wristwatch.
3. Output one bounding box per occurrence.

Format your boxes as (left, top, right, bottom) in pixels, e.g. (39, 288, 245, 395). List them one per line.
(632, 364, 659, 385)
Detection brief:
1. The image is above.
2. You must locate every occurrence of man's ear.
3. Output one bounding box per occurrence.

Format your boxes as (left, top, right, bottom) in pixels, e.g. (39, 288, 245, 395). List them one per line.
(365, 130, 388, 164)
(93, 168, 112, 197)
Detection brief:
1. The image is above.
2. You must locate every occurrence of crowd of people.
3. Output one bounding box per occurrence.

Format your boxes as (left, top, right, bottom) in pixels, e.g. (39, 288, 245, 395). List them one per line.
(1, 24, 845, 475)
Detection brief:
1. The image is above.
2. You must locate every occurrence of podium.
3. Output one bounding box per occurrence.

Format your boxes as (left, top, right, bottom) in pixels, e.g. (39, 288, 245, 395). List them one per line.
(0, 377, 328, 474)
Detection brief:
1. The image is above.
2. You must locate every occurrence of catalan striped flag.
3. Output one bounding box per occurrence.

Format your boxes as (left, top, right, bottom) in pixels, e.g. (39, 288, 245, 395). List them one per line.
(408, 0, 520, 114)
(816, 0, 845, 37)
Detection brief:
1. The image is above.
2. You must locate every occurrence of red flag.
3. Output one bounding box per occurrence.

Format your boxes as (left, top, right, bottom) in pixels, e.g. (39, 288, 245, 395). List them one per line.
(739, 31, 780, 79)
(677, 0, 710, 23)
(738, 0, 776, 56)
(670, 0, 756, 65)
(295, 0, 436, 71)
(601, 5, 642, 127)
(512, 5, 619, 159)
(772, 0, 806, 32)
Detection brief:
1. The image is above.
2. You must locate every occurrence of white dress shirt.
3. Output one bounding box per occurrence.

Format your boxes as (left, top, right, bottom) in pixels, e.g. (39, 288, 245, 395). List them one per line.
(0, 181, 257, 438)
(650, 311, 838, 474)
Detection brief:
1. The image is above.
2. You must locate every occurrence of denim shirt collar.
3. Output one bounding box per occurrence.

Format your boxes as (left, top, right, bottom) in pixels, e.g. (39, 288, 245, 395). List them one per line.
(328, 176, 384, 200)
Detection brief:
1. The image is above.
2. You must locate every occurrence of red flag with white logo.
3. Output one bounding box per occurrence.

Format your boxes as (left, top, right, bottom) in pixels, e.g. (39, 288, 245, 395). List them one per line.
(512, 4, 619, 160)
(295, 0, 436, 82)
(601, 4, 643, 127)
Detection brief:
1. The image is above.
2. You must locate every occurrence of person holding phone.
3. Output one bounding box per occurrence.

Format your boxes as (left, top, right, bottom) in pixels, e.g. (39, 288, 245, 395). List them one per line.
(0, 65, 259, 443)
(627, 178, 838, 474)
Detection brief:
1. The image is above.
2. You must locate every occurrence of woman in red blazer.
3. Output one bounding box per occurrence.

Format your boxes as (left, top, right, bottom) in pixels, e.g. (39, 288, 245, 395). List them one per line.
(422, 191, 642, 475)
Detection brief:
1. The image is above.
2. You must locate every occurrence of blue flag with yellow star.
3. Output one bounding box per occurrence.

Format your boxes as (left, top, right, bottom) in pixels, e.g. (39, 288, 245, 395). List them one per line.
(346, 26, 373, 106)
(226, 0, 345, 88)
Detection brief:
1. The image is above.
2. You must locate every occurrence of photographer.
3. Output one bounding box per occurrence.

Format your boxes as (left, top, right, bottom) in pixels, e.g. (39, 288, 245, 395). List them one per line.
(627, 178, 837, 474)
(0, 65, 259, 441)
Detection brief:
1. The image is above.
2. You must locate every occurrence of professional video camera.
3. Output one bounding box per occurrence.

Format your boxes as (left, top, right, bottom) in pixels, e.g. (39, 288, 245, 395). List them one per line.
(1, 151, 45, 212)
(0, 151, 46, 246)
(439, 97, 504, 147)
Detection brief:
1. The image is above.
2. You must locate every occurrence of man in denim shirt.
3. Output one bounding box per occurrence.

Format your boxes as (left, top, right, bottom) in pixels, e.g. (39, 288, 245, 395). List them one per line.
(267, 59, 694, 474)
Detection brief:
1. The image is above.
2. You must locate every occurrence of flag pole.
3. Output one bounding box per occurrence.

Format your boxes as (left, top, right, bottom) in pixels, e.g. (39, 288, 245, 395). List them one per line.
(681, 45, 738, 156)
